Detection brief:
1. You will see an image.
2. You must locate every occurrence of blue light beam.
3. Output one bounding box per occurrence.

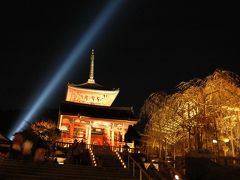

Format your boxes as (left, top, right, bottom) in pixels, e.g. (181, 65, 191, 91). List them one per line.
(8, 0, 122, 139)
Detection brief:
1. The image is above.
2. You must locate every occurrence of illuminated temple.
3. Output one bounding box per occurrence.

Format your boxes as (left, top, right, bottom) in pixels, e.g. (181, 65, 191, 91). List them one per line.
(57, 50, 138, 146)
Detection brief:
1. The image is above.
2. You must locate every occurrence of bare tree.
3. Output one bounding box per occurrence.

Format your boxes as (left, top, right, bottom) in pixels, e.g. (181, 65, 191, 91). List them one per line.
(203, 69, 240, 157)
(142, 69, 240, 158)
(140, 92, 168, 158)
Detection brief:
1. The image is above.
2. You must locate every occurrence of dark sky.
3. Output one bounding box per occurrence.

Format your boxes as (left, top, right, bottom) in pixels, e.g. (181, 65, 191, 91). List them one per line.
(0, 1, 239, 115)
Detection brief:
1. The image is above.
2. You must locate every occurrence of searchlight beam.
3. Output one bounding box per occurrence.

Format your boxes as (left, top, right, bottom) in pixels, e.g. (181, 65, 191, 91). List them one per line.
(8, 0, 122, 139)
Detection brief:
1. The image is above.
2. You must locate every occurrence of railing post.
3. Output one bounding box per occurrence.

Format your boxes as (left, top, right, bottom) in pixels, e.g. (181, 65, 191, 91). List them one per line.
(140, 169, 142, 180)
(133, 162, 135, 176)
(127, 153, 152, 180)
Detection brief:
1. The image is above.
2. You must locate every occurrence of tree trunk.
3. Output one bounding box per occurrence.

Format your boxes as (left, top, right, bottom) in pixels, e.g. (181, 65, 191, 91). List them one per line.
(173, 144, 176, 168)
(158, 141, 162, 160)
(165, 138, 168, 160)
(188, 129, 191, 151)
(230, 129, 235, 157)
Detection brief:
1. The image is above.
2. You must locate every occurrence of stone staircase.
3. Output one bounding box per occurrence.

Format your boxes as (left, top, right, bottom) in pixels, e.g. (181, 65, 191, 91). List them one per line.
(92, 146, 123, 168)
(0, 158, 138, 180)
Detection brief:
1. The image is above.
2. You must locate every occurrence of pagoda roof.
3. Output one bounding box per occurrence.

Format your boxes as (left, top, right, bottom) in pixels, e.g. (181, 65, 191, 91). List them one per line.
(59, 101, 137, 121)
(69, 82, 118, 91)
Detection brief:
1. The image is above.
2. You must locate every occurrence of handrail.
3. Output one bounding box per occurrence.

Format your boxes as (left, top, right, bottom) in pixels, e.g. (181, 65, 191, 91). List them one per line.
(127, 153, 152, 180)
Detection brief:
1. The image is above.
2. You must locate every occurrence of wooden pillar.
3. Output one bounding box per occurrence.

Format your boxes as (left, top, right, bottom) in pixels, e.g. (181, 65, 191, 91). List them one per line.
(69, 122, 74, 140)
(59, 116, 63, 141)
(86, 125, 89, 142)
(111, 123, 115, 147)
(88, 123, 92, 145)
(107, 127, 111, 145)
(122, 123, 125, 143)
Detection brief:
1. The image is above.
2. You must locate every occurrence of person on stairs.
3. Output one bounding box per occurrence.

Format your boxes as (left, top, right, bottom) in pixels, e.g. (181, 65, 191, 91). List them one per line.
(71, 139, 81, 165)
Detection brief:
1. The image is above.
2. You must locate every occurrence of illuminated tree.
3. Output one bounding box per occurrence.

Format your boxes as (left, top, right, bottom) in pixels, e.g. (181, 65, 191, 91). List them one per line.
(175, 80, 204, 151)
(203, 69, 240, 157)
(142, 92, 187, 158)
(140, 92, 168, 157)
(142, 69, 240, 158)
(30, 120, 61, 142)
(21, 120, 61, 144)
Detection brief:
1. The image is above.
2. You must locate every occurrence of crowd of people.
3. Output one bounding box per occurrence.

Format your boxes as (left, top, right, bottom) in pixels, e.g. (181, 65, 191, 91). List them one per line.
(9, 132, 51, 162)
(1, 132, 87, 165)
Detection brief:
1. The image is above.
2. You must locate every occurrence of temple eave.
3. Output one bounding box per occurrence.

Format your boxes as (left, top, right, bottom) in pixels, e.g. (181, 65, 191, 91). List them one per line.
(59, 101, 136, 120)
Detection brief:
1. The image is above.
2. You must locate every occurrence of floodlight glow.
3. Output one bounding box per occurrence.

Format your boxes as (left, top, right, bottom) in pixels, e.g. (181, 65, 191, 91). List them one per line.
(8, 0, 122, 139)
(175, 175, 180, 180)
(213, 139, 218, 144)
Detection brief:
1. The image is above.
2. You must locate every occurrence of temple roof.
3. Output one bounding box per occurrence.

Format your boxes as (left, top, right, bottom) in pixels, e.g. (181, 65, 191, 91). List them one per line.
(59, 101, 138, 121)
(68, 82, 117, 91)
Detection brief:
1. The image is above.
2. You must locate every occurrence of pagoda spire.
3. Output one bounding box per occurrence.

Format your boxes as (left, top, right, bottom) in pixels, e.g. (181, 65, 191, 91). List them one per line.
(88, 49, 95, 83)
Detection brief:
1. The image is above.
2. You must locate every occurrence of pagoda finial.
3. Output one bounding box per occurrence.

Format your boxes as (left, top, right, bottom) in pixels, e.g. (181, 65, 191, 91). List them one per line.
(88, 49, 95, 83)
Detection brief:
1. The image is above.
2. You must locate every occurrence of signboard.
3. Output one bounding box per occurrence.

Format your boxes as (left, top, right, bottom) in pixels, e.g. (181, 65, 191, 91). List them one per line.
(66, 86, 119, 106)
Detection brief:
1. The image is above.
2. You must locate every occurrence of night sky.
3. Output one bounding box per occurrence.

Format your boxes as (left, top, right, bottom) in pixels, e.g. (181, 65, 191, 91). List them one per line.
(0, 1, 239, 116)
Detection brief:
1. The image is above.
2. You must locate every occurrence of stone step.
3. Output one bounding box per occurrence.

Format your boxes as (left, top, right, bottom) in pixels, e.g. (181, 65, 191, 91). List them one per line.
(0, 160, 127, 172)
(1, 173, 136, 180)
(0, 167, 131, 176)
(0, 159, 137, 180)
(92, 147, 124, 168)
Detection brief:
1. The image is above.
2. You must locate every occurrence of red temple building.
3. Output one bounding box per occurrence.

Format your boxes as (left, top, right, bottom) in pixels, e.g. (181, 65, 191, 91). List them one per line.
(57, 50, 138, 147)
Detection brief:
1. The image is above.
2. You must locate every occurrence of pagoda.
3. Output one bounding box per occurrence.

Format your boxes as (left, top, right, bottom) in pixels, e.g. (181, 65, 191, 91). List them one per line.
(57, 50, 138, 146)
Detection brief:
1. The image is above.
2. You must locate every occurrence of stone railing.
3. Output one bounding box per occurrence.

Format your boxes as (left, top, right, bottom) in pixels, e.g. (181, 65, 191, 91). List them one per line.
(127, 153, 152, 180)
